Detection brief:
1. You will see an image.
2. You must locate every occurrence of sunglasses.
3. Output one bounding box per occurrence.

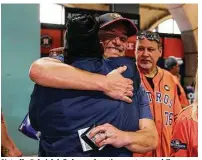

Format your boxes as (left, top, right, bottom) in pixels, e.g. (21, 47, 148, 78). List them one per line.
(136, 31, 160, 43)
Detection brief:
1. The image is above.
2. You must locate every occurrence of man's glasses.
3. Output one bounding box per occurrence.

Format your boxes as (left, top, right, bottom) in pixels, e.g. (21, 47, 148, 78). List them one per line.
(136, 31, 160, 43)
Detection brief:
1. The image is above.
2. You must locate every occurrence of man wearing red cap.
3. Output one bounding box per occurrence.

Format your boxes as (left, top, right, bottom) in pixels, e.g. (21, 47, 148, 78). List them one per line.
(30, 13, 137, 104)
(29, 13, 158, 156)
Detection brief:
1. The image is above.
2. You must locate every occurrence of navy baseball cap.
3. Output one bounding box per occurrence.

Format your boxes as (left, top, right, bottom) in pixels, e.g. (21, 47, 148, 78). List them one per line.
(98, 13, 138, 36)
(165, 56, 183, 70)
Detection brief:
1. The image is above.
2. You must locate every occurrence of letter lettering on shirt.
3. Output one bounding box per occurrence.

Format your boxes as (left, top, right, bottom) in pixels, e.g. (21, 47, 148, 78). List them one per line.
(146, 91, 152, 102)
(163, 94, 169, 105)
(156, 92, 162, 103)
(169, 99, 173, 108)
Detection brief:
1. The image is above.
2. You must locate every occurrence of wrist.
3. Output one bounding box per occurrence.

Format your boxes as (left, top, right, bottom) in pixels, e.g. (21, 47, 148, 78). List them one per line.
(95, 74, 108, 92)
(123, 131, 132, 146)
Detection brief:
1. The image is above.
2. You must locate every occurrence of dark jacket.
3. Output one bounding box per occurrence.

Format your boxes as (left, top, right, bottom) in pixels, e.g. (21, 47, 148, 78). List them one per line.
(29, 57, 152, 157)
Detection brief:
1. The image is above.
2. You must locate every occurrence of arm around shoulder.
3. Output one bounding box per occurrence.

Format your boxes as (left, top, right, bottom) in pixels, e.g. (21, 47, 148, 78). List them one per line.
(29, 58, 134, 103)
(29, 57, 62, 81)
(29, 57, 107, 90)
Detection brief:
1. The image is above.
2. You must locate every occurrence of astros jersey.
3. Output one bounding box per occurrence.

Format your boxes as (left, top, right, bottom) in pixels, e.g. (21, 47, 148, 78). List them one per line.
(134, 67, 182, 157)
(172, 75, 189, 108)
(170, 106, 198, 157)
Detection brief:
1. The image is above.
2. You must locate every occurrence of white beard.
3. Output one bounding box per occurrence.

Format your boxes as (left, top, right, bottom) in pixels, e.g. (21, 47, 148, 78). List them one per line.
(138, 63, 152, 70)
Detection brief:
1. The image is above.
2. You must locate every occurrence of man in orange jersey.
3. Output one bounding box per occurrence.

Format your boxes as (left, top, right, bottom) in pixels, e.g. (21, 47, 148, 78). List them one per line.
(133, 31, 182, 157)
(165, 56, 189, 107)
(171, 71, 198, 157)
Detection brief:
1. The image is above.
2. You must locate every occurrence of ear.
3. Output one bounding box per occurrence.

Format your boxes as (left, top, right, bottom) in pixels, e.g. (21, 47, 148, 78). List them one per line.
(134, 40, 139, 58)
(158, 47, 162, 58)
(100, 42, 105, 53)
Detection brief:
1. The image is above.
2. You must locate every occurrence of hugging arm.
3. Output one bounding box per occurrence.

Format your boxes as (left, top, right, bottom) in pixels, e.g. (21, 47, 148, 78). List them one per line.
(89, 85, 158, 153)
(124, 85, 158, 153)
(29, 57, 133, 103)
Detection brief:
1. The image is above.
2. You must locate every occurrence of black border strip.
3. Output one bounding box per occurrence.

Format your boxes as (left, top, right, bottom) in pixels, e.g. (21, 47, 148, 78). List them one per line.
(41, 23, 65, 29)
(159, 33, 181, 39)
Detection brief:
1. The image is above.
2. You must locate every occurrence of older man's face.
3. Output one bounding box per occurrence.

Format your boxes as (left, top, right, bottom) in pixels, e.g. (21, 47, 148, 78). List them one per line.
(135, 38, 162, 72)
(100, 23, 128, 58)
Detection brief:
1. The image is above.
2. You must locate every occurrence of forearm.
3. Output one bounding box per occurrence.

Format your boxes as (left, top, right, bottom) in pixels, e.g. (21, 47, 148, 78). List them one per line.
(29, 57, 106, 91)
(124, 128, 158, 153)
(123, 86, 157, 153)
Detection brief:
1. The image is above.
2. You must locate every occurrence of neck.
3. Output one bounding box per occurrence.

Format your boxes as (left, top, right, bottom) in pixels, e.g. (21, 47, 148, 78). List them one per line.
(139, 66, 158, 78)
(170, 70, 176, 75)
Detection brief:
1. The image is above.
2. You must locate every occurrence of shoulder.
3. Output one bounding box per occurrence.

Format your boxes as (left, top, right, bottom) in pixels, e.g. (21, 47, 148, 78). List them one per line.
(107, 57, 135, 66)
(160, 68, 176, 85)
(177, 105, 193, 121)
(173, 105, 197, 138)
(162, 68, 174, 79)
(107, 57, 140, 88)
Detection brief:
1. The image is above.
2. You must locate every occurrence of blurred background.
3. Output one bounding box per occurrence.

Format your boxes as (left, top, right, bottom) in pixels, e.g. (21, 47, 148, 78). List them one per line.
(1, 3, 198, 156)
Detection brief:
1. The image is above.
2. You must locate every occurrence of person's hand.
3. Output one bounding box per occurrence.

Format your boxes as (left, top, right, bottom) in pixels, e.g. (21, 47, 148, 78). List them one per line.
(104, 66, 133, 103)
(49, 47, 64, 57)
(89, 123, 128, 148)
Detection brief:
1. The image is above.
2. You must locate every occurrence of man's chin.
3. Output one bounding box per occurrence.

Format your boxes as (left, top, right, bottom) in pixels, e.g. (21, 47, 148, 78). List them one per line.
(105, 52, 125, 58)
(138, 64, 152, 70)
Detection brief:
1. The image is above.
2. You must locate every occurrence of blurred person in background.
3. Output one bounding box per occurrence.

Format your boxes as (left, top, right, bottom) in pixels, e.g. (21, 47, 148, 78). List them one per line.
(1, 113, 22, 157)
(165, 56, 182, 81)
(170, 70, 198, 157)
(165, 56, 189, 108)
(185, 85, 195, 104)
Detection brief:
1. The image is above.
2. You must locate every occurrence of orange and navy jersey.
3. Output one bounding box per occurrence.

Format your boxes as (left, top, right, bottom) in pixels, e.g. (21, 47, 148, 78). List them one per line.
(172, 75, 189, 108)
(170, 106, 198, 157)
(134, 67, 182, 157)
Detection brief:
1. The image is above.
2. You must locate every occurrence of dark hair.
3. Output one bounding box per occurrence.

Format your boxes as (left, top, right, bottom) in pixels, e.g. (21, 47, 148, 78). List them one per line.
(64, 14, 103, 64)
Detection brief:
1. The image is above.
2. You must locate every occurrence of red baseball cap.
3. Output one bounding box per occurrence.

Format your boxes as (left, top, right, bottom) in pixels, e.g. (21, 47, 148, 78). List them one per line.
(98, 13, 138, 36)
